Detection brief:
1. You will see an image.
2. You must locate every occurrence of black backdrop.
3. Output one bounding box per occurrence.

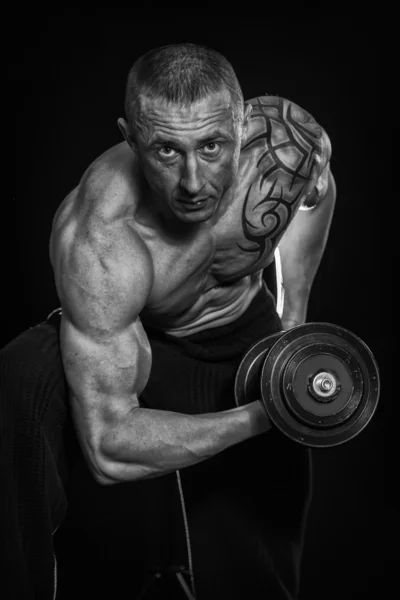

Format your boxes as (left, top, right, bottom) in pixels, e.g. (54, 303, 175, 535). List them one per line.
(8, 8, 391, 600)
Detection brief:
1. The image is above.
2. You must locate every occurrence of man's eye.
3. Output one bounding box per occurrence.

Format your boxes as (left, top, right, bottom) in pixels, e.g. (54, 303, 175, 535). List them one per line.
(158, 147, 177, 158)
(202, 142, 220, 154)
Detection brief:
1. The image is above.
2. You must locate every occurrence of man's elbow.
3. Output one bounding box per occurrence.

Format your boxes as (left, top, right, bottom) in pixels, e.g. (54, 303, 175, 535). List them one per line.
(92, 469, 120, 486)
(92, 455, 139, 485)
(88, 450, 122, 485)
(93, 438, 154, 485)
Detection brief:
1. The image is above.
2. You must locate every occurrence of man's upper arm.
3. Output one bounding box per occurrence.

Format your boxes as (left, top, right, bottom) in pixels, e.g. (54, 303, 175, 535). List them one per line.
(53, 216, 153, 480)
(246, 94, 333, 205)
(239, 95, 335, 260)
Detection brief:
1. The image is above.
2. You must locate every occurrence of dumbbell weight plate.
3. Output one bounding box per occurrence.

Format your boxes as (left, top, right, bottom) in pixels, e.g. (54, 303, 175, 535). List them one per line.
(261, 323, 380, 447)
(234, 331, 283, 407)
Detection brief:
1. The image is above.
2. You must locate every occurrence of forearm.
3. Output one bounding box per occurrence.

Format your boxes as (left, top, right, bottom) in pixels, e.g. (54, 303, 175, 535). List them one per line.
(98, 401, 270, 484)
(278, 172, 336, 324)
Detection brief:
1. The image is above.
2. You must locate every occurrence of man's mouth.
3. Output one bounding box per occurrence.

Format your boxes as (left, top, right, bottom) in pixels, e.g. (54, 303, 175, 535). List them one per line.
(177, 197, 209, 210)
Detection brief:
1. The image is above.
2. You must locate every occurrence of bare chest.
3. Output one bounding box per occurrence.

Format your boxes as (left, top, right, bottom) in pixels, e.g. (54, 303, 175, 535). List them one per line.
(137, 158, 308, 318)
(136, 95, 321, 321)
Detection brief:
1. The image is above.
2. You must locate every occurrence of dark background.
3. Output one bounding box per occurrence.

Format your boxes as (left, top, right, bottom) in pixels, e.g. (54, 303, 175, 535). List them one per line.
(8, 7, 391, 599)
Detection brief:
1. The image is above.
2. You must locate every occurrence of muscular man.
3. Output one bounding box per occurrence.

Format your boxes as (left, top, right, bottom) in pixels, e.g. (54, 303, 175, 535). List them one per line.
(2, 43, 336, 599)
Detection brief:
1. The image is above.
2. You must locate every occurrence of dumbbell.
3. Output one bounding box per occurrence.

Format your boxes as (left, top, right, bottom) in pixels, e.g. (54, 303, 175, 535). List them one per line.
(234, 323, 380, 448)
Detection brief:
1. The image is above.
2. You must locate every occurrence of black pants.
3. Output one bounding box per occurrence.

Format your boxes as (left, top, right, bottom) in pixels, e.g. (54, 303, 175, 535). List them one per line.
(0, 287, 312, 599)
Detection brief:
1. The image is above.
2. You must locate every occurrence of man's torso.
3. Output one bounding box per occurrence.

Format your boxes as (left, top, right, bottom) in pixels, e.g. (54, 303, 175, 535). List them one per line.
(50, 96, 327, 335)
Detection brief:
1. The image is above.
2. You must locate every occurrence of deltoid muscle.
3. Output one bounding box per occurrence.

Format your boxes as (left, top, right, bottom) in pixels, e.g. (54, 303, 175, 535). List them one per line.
(238, 96, 323, 268)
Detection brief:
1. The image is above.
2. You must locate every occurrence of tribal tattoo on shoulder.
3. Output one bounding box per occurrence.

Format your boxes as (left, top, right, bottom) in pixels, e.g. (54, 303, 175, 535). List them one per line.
(237, 96, 324, 268)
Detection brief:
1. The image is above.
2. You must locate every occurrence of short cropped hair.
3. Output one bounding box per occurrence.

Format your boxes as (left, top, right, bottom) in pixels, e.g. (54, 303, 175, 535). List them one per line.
(124, 43, 244, 128)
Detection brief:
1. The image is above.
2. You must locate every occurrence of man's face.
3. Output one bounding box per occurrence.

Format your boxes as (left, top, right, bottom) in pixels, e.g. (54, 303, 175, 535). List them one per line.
(133, 89, 244, 224)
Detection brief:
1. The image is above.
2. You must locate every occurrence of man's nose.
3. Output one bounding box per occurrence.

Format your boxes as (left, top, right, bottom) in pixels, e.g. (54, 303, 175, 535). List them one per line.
(180, 155, 205, 196)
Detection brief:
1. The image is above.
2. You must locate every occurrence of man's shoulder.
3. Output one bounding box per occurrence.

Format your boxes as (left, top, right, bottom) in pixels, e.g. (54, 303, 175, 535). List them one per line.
(50, 143, 144, 267)
(245, 95, 325, 144)
(80, 142, 140, 217)
(53, 143, 139, 230)
(244, 95, 331, 178)
(235, 96, 332, 231)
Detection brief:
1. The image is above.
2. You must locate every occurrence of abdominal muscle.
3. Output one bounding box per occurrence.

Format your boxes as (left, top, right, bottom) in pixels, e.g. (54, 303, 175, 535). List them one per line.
(161, 272, 264, 337)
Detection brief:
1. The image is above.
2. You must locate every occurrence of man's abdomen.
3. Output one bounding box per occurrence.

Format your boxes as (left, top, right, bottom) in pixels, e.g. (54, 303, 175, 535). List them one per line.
(162, 272, 263, 337)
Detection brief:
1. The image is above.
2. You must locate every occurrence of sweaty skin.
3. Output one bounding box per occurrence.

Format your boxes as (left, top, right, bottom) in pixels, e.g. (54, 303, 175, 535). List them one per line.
(50, 93, 332, 484)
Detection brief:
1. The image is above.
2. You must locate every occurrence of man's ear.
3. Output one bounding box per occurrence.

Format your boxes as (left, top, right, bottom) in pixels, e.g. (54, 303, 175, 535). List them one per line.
(241, 102, 253, 146)
(117, 118, 137, 150)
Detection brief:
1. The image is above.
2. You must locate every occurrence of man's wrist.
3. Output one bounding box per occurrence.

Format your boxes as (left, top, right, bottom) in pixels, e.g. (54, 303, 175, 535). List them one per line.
(280, 316, 305, 331)
(280, 305, 307, 328)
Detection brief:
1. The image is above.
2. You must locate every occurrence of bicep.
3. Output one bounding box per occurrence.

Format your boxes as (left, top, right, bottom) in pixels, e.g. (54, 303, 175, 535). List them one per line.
(57, 217, 153, 398)
(60, 314, 152, 481)
(60, 315, 152, 414)
(55, 219, 153, 474)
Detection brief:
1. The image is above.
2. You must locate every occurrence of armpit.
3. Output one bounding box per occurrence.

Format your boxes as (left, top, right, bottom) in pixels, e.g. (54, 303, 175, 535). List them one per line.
(299, 160, 331, 211)
(299, 128, 332, 211)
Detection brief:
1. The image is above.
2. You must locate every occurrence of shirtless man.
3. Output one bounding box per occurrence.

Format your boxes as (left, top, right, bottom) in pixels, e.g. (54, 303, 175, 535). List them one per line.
(47, 43, 336, 599)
